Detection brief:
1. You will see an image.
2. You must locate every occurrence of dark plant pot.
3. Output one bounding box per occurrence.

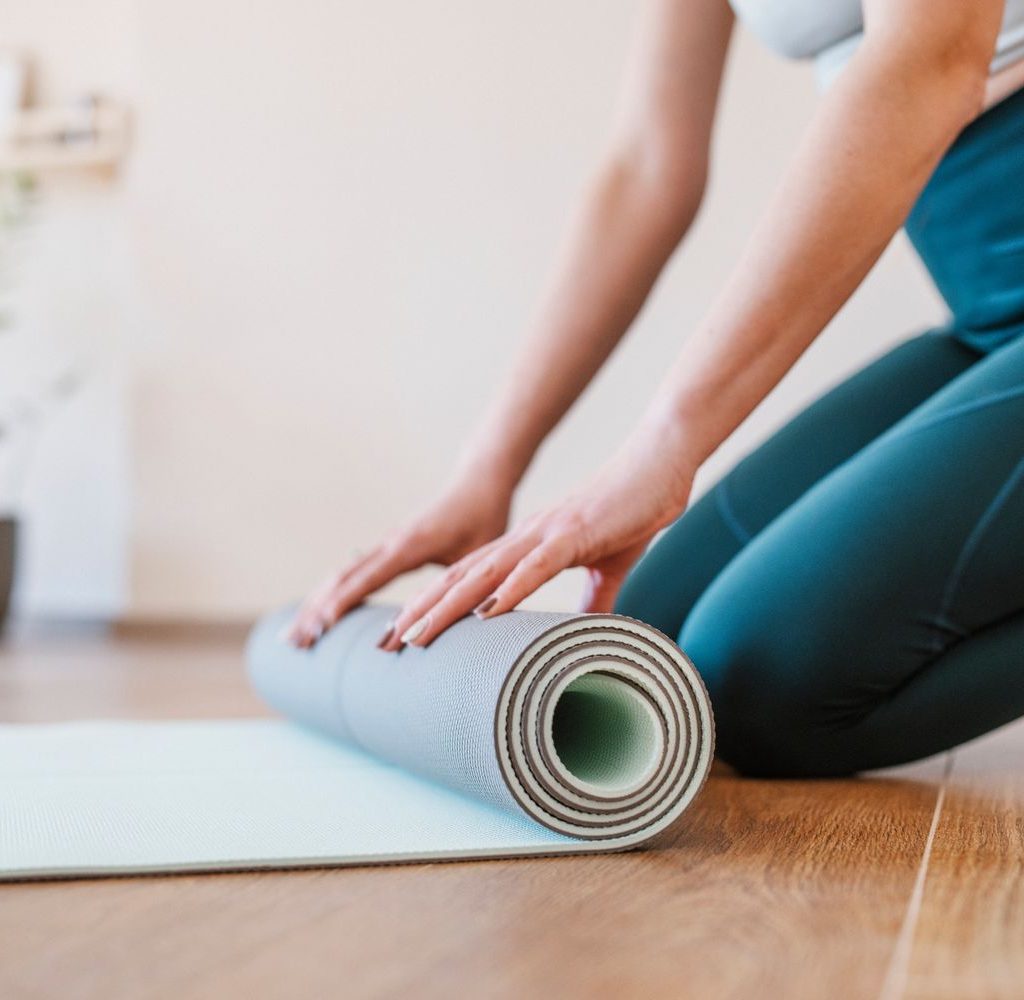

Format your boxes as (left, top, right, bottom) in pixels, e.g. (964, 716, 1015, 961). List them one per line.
(0, 517, 15, 634)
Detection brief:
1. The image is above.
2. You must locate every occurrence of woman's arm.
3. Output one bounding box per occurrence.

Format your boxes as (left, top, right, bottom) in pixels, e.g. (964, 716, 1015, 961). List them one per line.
(455, 0, 735, 487)
(289, 0, 734, 646)
(383, 0, 1004, 649)
(641, 0, 1003, 465)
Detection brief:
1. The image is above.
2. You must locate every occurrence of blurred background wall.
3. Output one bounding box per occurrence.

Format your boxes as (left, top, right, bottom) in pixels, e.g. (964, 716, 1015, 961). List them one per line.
(2, 0, 947, 623)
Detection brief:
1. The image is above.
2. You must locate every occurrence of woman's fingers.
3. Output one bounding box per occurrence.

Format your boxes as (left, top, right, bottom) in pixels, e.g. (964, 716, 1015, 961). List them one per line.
(397, 533, 572, 650)
(293, 515, 643, 653)
(579, 566, 620, 615)
(581, 544, 634, 610)
(578, 541, 650, 614)
(473, 535, 575, 622)
(287, 549, 381, 645)
(290, 532, 431, 647)
(376, 538, 504, 650)
(321, 545, 427, 632)
(385, 532, 538, 650)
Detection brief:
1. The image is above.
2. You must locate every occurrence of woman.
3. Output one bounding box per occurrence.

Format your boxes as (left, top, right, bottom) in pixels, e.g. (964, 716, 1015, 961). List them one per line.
(289, 0, 1024, 777)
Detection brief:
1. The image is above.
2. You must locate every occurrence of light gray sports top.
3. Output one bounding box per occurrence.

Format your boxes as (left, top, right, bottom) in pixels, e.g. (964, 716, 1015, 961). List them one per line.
(729, 0, 1024, 89)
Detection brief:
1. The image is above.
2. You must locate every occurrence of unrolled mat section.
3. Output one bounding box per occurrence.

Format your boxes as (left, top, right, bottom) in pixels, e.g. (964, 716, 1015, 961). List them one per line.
(0, 605, 713, 879)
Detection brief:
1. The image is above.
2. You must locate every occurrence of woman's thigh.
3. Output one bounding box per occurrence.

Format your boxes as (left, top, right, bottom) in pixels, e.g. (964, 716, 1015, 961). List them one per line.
(678, 334, 1024, 776)
(615, 328, 978, 639)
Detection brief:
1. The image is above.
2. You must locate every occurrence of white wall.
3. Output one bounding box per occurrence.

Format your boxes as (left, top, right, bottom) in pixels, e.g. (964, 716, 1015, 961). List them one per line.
(6, 1, 947, 621)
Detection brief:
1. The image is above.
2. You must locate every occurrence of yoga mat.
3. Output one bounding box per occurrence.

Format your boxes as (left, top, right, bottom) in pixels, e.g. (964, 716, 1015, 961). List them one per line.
(0, 605, 713, 880)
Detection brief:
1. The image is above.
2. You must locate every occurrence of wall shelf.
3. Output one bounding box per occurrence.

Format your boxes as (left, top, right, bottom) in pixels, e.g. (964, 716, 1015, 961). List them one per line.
(0, 103, 130, 175)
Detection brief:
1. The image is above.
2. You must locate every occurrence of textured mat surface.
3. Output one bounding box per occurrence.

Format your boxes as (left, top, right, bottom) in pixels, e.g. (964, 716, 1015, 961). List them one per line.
(0, 605, 713, 879)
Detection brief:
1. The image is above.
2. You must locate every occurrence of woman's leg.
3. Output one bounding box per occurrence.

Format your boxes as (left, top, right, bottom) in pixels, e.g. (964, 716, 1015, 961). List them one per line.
(615, 328, 979, 638)
(678, 334, 1024, 777)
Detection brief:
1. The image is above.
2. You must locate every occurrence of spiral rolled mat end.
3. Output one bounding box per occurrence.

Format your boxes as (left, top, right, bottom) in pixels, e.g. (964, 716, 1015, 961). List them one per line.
(495, 613, 714, 845)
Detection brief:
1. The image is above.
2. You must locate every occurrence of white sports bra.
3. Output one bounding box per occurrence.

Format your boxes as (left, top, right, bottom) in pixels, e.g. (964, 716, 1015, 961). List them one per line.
(729, 0, 1024, 89)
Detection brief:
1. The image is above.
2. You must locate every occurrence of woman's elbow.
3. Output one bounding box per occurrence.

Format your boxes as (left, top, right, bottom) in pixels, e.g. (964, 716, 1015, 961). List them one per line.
(870, 27, 994, 129)
(607, 135, 709, 234)
(935, 41, 992, 125)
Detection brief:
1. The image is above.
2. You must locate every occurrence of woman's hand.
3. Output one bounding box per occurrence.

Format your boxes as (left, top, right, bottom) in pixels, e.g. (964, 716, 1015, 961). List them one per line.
(287, 464, 515, 647)
(378, 417, 699, 651)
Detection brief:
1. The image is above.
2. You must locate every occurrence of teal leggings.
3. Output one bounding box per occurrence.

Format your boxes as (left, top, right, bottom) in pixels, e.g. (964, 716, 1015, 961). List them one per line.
(615, 87, 1024, 777)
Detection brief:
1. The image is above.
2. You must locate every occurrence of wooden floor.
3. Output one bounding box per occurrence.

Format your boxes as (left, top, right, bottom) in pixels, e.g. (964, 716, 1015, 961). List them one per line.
(1, 626, 1022, 1000)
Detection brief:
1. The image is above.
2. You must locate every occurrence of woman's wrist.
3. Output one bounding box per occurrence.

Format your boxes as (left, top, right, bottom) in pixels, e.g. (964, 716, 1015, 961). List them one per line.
(451, 439, 529, 498)
(636, 397, 713, 474)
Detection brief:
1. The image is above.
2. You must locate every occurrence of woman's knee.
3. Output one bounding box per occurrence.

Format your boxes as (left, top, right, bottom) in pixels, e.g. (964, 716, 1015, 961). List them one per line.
(679, 603, 855, 778)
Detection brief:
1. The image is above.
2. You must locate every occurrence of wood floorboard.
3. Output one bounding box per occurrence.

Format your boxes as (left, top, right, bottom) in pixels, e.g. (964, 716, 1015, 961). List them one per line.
(0, 629, 1016, 999)
(902, 723, 1024, 1000)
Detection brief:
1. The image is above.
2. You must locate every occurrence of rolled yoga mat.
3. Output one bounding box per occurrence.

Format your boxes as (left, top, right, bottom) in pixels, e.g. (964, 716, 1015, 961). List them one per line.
(0, 605, 713, 879)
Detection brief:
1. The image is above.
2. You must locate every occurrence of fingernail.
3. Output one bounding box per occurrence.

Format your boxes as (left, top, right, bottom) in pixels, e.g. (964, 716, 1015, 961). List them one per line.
(376, 624, 395, 650)
(400, 615, 430, 645)
(474, 596, 497, 618)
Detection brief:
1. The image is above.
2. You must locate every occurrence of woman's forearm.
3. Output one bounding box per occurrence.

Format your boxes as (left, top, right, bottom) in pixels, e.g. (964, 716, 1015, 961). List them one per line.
(456, 150, 705, 487)
(642, 23, 998, 465)
(453, 0, 735, 490)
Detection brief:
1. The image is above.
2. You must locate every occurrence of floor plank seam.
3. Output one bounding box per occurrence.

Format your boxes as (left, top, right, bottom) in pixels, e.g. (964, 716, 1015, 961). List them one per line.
(876, 751, 954, 1000)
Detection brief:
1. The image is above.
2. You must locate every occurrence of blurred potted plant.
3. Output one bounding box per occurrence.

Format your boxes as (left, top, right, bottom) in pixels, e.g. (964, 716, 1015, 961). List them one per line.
(0, 171, 79, 632)
(0, 49, 28, 630)
(0, 171, 35, 630)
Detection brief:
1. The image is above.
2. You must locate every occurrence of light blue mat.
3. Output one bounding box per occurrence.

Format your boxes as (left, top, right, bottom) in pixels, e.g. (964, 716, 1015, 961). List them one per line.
(0, 606, 714, 879)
